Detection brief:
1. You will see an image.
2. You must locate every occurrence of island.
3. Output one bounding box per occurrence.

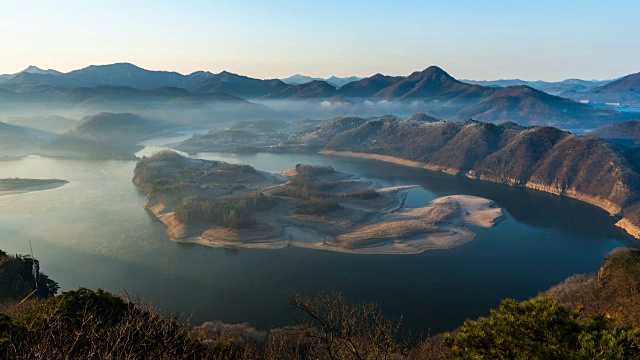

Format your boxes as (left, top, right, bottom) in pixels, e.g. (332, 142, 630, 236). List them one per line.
(0, 178, 68, 196)
(133, 151, 505, 254)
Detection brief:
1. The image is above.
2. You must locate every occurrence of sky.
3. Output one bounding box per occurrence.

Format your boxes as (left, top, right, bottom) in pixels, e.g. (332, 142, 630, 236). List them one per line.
(0, 0, 638, 81)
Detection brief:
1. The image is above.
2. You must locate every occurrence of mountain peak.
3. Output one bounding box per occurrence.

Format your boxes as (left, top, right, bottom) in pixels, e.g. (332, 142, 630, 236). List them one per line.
(19, 65, 62, 76)
(423, 65, 447, 74)
(83, 62, 144, 71)
(219, 70, 239, 76)
(416, 66, 456, 82)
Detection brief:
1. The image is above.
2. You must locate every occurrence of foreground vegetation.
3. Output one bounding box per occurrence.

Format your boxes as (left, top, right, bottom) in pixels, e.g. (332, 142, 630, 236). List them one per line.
(0, 250, 58, 301)
(4, 248, 640, 358)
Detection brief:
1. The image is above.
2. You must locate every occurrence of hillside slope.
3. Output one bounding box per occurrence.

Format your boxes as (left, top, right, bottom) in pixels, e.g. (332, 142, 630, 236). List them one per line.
(286, 117, 640, 238)
(591, 120, 640, 145)
(38, 112, 166, 159)
(450, 85, 622, 127)
(562, 72, 640, 104)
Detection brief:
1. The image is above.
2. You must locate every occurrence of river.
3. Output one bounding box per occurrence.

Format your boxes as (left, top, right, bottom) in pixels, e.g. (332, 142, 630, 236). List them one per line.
(0, 135, 635, 333)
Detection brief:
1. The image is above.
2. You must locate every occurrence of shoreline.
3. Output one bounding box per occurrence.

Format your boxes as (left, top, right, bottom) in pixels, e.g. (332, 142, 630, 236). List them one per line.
(0, 180, 68, 197)
(320, 149, 635, 239)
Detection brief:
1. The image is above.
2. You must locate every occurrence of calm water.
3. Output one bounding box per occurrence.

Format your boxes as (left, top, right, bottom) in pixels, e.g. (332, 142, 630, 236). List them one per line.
(0, 139, 636, 334)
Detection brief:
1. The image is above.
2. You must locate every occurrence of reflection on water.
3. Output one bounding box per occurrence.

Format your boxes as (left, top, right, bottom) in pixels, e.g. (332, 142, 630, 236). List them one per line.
(0, 147, 636, 333)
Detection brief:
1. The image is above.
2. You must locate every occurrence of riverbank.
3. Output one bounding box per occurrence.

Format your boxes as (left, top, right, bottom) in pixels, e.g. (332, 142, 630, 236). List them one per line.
(320, 149, 635, 239)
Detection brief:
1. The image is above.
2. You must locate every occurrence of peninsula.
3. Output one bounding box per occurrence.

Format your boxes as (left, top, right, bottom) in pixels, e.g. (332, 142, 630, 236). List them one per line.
(133, 151, 505, 254)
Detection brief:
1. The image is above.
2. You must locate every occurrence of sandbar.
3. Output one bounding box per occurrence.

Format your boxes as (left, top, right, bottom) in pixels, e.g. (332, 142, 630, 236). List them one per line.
(0, 179, 68, 196)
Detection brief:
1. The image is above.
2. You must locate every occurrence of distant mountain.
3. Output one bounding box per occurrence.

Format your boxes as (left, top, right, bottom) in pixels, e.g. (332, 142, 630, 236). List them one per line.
(62, 85, 242, 105)
(0, 83, 246, 112)
(21, 65, 63, 76)
(188, 71, 288, 99)
(449, 85, 622, 127)
(370, 66, 491, 100)
(280, 74, 324, 85)
(2, 62, 632, 128)
(0, 65, 62, 83)
(66, 112, 165, 143)
(5, 63, 211, 89)
(338, 74, 403, 98)
(326, 76, 363, 88)
(66, 63, 214, 88)
(462, 78, 611, 95)
(561, 72, 640, 104)
(591, 120, 640, 146)
(3, 63, 290, 100)
(0, 121, 51, 158)
(3, 115, 78, 133)
(260, 80, 338, 100)
(281, 74, 363, 88)
(262, 66, 626, 127)
(0, 82, 279, 127)
(39, 112, 166, 159)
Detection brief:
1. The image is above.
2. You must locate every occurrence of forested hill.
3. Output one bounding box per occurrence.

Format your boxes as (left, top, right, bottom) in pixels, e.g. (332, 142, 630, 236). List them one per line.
(285, 117, 640, 239)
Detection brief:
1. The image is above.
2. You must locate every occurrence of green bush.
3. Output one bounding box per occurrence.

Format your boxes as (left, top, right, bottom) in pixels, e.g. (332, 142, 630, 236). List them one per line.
(0, 252, 59, 302)
(444, 297, 640, 359)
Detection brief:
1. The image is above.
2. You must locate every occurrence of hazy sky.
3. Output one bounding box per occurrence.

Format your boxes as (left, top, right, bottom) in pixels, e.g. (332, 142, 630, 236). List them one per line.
(0, 0, 638, 81)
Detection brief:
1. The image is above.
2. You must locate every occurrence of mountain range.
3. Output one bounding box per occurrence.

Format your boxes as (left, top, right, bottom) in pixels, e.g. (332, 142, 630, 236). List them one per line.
(1, 62, 637, 127)
(0, 65, 62, 83)
(0, 63, 288, 100)
(461, 78, 612, 95)
(560, 72, 640, 104)
(280, 74, 363, 88)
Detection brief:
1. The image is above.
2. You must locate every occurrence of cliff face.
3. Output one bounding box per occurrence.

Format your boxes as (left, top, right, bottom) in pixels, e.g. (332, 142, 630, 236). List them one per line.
(473, 131, 639, 214)
(312, 118, 640, 238)
(0, 250, 58, 301)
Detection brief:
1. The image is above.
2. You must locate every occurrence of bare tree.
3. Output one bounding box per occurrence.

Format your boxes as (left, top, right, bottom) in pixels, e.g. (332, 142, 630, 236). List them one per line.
(288, 292, 404, 360)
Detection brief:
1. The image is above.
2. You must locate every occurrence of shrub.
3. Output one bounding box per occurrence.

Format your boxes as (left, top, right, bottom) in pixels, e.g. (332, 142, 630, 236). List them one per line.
(174, 193, 273, 229)
(144, 150, 186, 163)
(288, 292, 405, 359)
(222, 164, 257, 174)
(1, 288, 208, 359)
(296, 197, 341, 215)
(295, 164, 334, 176)
(443, 297, 640, 359)
(0, 252, 59, 302)
(345, 188, 379, 199)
